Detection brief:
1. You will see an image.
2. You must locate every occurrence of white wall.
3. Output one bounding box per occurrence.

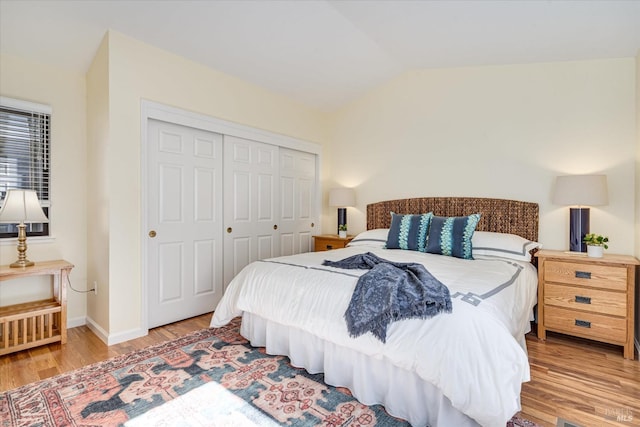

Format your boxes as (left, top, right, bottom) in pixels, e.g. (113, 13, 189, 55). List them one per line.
(0, 54, 88, 324)
(635, 50, 640, 259)
(326, 59, 637, 255)
(2, 32, 638, 346)
(87, 30, 328, 340)
(635, 50, 640, 347)
(86, 35, 111, 332)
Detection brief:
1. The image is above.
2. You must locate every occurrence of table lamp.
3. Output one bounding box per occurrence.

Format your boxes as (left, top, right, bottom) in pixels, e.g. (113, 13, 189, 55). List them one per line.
(329, 188, 355, 235)
(552, 174, 608, 252)
(0, 189, 49, 267)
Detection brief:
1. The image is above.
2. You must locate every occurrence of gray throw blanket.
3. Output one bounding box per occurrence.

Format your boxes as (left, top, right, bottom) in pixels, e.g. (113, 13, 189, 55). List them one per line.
(323, 252, 452, 343)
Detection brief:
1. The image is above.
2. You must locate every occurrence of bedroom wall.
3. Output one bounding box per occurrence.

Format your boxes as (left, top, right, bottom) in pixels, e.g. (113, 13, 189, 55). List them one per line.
(325, 58, 637, 257)
(0, 53, 88, 324)
(635, 50, 640, 348)
(87, 30, 328, 341)
(86, 35, 111, 334)
(636, 52, 640, 260)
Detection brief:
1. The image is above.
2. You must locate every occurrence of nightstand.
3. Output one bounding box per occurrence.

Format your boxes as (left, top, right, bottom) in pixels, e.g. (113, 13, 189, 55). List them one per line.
(535, 249, 639, 359)
(313, 234, 354, 251)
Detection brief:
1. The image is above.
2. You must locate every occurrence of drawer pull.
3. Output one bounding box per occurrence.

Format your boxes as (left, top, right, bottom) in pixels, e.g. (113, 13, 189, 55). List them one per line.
(326, 245, 333, 249)
(575, 319, 591, 328)
(575, 271, 592, 279)
(575, 295, 591, 304)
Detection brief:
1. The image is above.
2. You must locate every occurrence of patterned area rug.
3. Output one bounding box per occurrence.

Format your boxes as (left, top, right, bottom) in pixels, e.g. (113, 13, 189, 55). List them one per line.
(1, 318, 540, 426)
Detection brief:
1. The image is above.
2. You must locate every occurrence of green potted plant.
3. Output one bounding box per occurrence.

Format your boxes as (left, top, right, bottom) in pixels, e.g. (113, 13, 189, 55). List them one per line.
(583, 233, 608, 258)
(338, 224, 347, 238)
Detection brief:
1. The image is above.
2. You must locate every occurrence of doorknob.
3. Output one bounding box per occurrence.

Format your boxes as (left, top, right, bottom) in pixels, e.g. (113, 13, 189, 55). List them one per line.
(311, 222, 315, 228)
(148, 230, 157, 238)
(227, 227, 232, 233)
(273, 224, 278, 230)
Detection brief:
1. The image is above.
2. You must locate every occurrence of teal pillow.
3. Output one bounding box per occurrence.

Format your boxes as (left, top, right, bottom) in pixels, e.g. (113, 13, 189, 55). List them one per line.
(426, 214, 481, 259)
(385, 212, 433, 252)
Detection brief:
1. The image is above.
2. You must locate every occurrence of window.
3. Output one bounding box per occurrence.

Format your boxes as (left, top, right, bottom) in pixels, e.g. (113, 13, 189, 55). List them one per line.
(0, 97, 51, 238)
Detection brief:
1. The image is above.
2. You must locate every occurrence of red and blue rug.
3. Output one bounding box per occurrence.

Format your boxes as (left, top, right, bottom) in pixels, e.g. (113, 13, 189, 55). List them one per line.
(0, 318, 539, 426)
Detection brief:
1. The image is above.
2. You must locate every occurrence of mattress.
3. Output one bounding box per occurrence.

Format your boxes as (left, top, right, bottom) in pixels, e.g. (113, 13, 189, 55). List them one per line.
(211, 242, 538, 426)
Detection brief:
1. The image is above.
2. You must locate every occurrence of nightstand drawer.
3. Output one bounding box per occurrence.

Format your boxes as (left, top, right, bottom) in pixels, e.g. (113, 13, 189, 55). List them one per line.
(313, 235, 353, 251)
(544, 283, 626, 317)
(545, 260, 627, 291)
(545, 306, 627, 344)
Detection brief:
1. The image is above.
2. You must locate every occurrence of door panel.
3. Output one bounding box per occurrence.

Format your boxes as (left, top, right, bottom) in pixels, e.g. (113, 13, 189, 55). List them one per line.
(280, 233, 294, 256)
(279, 148, 317, 254)
(223, 135, 279, 288)
(194, 240, 216, 295)
(158, 242, 183, 301)
(147, 119, 223, 328)
(159, 165, 183, 222)
(258, 235, 275, 260)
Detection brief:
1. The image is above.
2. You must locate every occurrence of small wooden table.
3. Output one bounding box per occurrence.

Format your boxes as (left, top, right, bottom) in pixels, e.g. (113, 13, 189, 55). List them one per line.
(0, 260, 74, 355)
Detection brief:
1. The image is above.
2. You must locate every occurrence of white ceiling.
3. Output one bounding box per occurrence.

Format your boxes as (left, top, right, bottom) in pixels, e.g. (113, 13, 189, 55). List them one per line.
(1, 0, 639, 111)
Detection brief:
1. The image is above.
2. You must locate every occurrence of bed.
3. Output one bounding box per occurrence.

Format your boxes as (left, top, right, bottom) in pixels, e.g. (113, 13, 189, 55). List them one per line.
(211, 197, 540, 427)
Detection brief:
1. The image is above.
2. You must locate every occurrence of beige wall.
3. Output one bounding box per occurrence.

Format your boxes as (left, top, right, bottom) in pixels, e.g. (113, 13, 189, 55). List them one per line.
(88, 31, 328, 339)
(326, 59, 637, 255)
(636, 50, 640, 259)
(0, 54, 88, 323)
(2, 30, 639, 346)
(86, 35, 111, 333)
(635, 50, 640, 347)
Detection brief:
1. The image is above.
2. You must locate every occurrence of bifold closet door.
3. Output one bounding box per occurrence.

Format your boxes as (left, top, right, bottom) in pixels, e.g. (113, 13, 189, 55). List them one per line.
(278, 148, 317, 255)
(146, 119, 224, 329)
(223, 135, 280, 288)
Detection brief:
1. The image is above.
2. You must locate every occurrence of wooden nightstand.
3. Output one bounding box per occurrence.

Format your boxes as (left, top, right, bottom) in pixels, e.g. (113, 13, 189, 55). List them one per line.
(535, 249, 639, 359)
(313, 234, 354, 251)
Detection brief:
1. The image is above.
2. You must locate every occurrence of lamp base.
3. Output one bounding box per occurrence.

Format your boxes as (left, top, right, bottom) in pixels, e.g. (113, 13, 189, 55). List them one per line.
(9, 223, 35, 268)
(10, 259, 35, 268)
(569, 207, 590, 252)
(337, 207, 347, 234)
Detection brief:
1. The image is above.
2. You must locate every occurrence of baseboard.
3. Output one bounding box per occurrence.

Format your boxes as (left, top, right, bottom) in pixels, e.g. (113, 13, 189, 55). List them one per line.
(107, 327, 148, 346)
(84, 316, 148, 346)
(67, 316, 87, 329)
(84, 316, 109, 344)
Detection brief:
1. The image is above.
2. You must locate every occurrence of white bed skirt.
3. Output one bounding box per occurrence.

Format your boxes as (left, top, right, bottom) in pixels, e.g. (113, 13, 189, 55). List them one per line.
(240, 313, 481, 427)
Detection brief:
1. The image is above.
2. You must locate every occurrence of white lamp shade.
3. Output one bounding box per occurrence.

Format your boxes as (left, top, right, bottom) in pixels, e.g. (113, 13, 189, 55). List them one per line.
(0, 189, 49, 223)
(329, 188, 355, 207)
(552, 175, 608, 206)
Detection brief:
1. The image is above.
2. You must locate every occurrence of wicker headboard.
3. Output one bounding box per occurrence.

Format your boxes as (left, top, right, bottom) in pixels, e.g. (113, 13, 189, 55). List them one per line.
(367, 197, 539, 242)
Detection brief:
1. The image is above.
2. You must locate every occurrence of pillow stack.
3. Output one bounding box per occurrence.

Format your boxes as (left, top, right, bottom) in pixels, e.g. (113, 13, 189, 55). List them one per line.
(471, 231, 542, 262)
(385, 212, 481, 260)
(426, 214, 481, 259)
(385, 212, 433, 252)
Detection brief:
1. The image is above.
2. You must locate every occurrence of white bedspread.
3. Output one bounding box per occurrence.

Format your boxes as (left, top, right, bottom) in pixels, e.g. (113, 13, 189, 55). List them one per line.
(211, 246, 538, 427)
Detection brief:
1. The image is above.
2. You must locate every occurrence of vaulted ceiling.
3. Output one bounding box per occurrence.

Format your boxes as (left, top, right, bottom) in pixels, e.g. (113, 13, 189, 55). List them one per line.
(1, 0, 639, 111)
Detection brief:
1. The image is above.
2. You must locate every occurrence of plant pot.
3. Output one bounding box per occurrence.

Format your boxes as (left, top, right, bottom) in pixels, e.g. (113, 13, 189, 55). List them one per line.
(338, 230, 347, 238)
(587, 245, 604, 258)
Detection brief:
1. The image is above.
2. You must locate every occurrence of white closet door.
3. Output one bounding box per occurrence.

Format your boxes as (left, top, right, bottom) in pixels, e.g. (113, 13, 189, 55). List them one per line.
(279, 148, 317, 255)
(147, 120, 223, 329)
(223, 135, 280, 288)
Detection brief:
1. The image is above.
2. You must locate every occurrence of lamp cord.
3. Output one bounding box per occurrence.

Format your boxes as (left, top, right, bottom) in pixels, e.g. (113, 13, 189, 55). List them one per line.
(66, 274, 96, 293)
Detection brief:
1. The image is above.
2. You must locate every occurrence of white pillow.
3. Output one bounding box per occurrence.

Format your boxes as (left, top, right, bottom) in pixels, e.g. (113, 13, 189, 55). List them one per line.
(472, 231, 542, 262)
(347, 229, 389, 248)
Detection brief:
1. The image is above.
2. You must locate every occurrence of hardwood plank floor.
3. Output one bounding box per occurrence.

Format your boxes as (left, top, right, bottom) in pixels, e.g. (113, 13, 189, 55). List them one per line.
(1, 315, 638, 426)
(521, 331, 640, 427)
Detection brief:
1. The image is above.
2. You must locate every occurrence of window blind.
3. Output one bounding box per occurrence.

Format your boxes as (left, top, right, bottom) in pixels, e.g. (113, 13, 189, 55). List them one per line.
(0, 99, 50, 205)
(0, 97, 51, 238)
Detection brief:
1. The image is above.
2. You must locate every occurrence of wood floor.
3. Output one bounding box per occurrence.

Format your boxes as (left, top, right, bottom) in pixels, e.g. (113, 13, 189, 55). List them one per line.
(1, 314, 638, 427)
